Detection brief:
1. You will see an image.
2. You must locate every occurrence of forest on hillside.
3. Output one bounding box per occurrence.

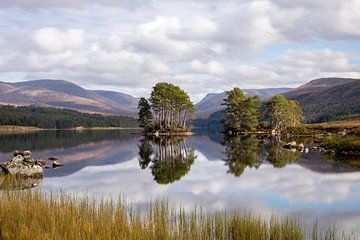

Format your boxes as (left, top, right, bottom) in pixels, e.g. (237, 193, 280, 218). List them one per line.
(0, 105, 138, 129)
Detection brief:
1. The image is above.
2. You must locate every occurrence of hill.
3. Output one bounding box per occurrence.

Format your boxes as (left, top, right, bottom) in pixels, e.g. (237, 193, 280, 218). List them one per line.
(284, 78, 360, 122)
(0, 79, 138, 117)
(195, 88, 291, 119)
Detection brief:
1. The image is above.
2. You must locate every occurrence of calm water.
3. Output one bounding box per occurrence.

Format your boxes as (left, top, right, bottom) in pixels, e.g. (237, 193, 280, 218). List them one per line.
(1, 130, 360, 233)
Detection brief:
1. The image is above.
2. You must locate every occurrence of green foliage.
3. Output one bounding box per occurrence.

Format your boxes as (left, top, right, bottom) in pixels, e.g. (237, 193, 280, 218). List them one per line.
(223, 88, 260, 133)
(139, 82, 194, 132)
(137, 97, 152, 130)
(0, 105, 138, 129)
(322, 136, 360, 153)
(266, 95, 303, 131)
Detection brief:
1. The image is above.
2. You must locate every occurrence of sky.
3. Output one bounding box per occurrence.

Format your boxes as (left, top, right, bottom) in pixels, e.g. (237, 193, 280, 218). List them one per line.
(0, 0, 360, 101)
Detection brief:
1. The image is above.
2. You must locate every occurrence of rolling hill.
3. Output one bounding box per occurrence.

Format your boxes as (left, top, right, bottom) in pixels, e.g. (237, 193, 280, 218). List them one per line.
(284, 78, 360, 122)
(0, 79, 139, 117)
(195, 88, 291, 119)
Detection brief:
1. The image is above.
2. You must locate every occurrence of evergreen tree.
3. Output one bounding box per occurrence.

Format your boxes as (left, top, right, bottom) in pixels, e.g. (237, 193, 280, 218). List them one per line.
(148, 82, 194, 132)
(137, 97, 152, 130)
(266, 95, 303, 130)
(223, 88, 259, 133)
(223, 87, 246, 132)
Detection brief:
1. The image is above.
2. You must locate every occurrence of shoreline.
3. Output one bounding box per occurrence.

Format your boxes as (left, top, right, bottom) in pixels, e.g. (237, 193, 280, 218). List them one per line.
(0, 125, 142, 134)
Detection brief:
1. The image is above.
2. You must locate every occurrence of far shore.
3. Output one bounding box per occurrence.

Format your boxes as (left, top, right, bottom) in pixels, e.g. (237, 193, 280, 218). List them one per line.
(0, 125, 142, 134)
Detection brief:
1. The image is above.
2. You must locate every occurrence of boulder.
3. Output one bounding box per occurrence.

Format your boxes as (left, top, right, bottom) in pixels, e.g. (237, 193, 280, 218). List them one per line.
(284, 141, 297, 149)
(52, 160, 64, 168)
(297, 143, 305, 151)
(0, 151, 43, 177)
(0, 161, 43, 178)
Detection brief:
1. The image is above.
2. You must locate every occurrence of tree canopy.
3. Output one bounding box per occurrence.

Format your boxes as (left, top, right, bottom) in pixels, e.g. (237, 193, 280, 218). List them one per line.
(138, 82, 195, 132)
(223, 89, 304, 134)
(266, 95, 303, 131)
(223, 88, 260, 133)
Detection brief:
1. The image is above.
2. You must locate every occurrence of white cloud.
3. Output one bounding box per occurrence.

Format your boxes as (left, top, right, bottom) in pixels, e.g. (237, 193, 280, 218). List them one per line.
(32, 27, 84, 53)
(0, 0, 360, 100)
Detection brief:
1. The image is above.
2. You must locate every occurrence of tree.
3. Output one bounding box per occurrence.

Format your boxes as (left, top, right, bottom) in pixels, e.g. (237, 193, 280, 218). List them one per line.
(266, 95, 303, 131)
(223, 88, 259, 133)
(239, 97, 259, 132)
(148, 82, 194, 132)
(137, 98, 152, 130)
(223, 87, 246, 132)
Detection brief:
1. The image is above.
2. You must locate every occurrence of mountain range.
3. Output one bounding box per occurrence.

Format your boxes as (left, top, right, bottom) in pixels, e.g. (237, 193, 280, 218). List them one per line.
(0, 79, 139, 117)
(0, 77, 359, 123)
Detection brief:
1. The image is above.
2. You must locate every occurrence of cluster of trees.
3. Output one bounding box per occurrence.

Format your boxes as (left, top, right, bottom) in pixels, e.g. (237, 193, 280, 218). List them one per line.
(223, 88, 303, 133)
(0, 105, 138, 129)
(138, 83, 195, 132)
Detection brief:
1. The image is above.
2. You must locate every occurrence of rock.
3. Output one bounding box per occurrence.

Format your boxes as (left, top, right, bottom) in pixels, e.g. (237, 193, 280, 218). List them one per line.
(297, 143, 305, 151)
(271, 129, 276, 136)
(284, 141, 297, 149)
(35, 159, 46, 166)
(24, 150, 32, 157)
(304, 148, 309, 153)
(48, 156, 59, 161)
(337, 130, 347, 136)
(52, 160, 64, 168)
(1, 151, 43, 178)
(0, 162, 43, 177)
(13, 150, 22, 157)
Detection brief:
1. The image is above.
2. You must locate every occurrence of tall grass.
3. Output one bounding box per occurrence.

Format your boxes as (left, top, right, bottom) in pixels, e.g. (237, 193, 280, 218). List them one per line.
(0, 190, 355, 240)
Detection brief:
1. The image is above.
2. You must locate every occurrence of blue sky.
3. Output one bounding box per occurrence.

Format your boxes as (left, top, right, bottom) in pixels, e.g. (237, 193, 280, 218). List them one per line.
(0, 0, 359, 101)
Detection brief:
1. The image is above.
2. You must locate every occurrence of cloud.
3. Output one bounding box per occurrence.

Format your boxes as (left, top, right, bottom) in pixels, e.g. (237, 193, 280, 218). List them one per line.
(0, 0, 360, 100)
(32, 27, 85, 53)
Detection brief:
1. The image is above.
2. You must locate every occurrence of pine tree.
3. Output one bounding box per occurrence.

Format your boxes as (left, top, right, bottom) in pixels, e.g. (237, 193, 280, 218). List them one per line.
(137, 98, 152, 130)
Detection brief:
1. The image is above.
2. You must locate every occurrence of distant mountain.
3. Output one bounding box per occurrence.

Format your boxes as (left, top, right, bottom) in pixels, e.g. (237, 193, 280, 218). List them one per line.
(195, 88, 291, 119)
(93, 90, 140, 109)
(284, 78, 360, 122)
(0, 79, 138, 117)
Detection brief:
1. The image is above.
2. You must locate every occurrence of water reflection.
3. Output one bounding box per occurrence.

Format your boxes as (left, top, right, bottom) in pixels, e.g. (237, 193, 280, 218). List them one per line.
(223, 135, 301, 176)
(223, 135, 262, 176)
(138, 137, 196, 184)
(0, 130, 360, 234)
(0, 175, 42, 190)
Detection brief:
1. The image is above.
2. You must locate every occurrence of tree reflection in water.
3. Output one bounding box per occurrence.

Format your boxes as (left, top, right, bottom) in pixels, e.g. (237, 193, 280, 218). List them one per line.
(138, 137, 196, 184)
(223, 135, 301, 177)
(266, 138, 301, 168)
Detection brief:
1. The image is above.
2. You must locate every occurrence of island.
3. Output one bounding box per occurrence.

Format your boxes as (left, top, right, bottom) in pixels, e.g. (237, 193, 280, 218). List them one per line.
(137, 82, 195, 136)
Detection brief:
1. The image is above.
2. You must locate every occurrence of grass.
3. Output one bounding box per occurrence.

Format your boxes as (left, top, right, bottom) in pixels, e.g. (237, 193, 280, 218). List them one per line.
(0, 190, 356, 240)
(322, 136, 360, 153)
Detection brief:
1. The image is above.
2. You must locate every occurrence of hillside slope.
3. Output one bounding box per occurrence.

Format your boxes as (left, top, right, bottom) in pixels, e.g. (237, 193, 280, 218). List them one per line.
(284, 78, 360, 122)
(0, 79, 138, 117)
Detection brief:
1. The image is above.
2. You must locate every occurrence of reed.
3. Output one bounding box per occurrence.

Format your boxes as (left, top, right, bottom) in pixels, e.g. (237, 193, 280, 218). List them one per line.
(0, 190, 355, 240)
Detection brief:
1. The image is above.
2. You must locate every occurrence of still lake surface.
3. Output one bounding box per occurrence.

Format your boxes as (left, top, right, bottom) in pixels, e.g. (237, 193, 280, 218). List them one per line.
(1, 130, 360, 234)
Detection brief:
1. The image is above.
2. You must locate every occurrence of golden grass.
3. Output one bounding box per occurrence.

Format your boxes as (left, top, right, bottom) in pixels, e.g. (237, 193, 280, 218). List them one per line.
(0, 190, 355, 240)
(302, 119, 360, 130)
